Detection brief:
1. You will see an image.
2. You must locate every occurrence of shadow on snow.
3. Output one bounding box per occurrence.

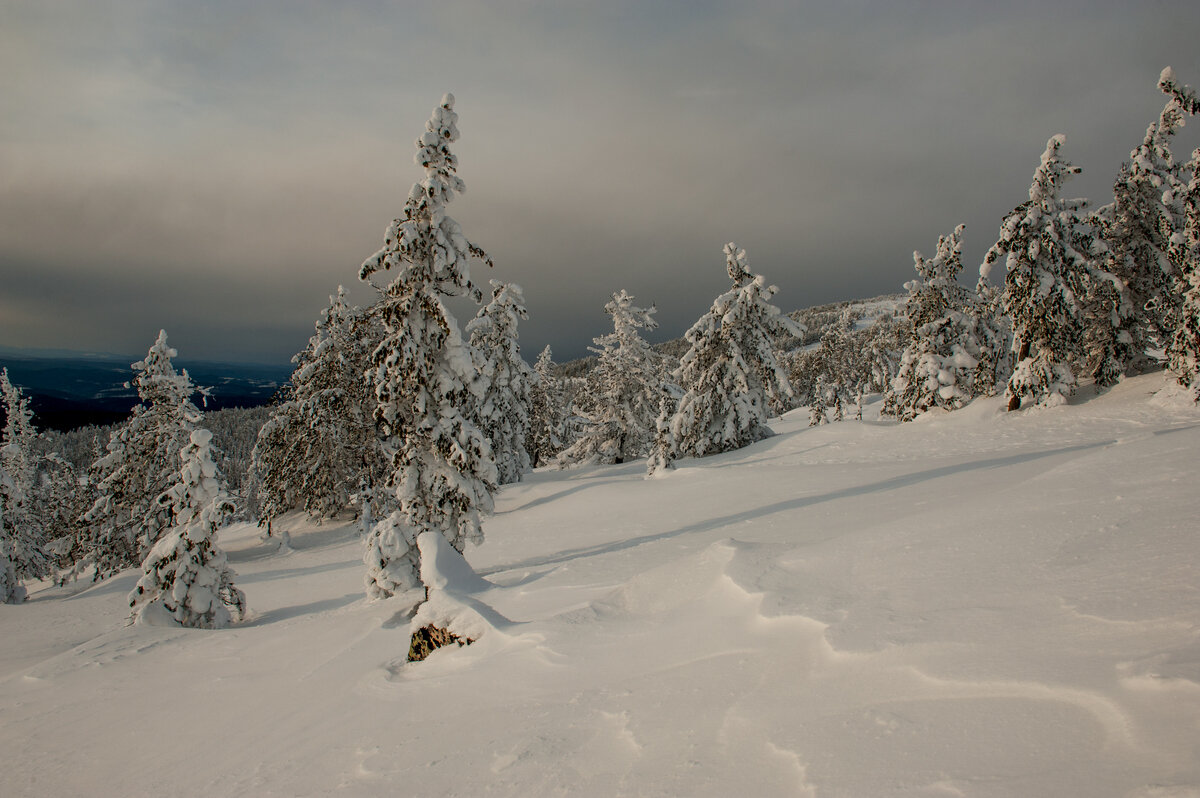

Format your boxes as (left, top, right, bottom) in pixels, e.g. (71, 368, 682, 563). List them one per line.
(480, 439, 1115, 577)
(241, 592, 362, 627)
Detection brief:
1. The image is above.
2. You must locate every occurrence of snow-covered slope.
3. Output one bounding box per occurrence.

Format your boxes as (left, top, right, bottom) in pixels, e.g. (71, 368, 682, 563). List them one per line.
(3, 373, 1199, 797)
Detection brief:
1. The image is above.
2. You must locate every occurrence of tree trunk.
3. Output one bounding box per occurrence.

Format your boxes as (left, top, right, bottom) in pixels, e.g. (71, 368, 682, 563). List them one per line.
(1007, 340, 1031, 411)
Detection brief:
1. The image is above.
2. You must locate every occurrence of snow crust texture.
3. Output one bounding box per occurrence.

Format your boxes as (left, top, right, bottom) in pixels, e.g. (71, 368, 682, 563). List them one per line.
(2, 373, 1199, 797)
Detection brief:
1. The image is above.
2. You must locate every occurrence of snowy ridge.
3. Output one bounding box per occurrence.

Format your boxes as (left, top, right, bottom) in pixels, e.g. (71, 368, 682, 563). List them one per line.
(2, 372, 1199, 796)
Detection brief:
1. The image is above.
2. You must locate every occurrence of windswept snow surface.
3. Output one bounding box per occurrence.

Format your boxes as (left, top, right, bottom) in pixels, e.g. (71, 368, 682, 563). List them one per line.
(3, 373, 1199, 797)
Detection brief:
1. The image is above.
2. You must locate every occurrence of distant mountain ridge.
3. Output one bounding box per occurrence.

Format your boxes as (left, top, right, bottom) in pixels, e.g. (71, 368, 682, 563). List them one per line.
(0, 346, 292, 430)
(2, 293, 906, 429)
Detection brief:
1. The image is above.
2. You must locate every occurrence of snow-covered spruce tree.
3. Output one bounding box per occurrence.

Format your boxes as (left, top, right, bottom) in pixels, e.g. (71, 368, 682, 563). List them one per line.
(86, 331, 202, 579)
(883, 226, 1005, 420)
(558, 290, 669, 466)
(467, 280, 534, 484)
(808, 376, 830, 426)
(248, 392, 301, 530)
(129, 429, 245, 628)
(783, 348, 815, 413)
(0, 461, 19, 603)
(1, 370, 50, 595)
(35, 452, 94, 580)
(557, 376, 593, 454)
(666, 243, 803, 461)
(358, 94, 498, 599)
(1, 370, 37, 495)
(526, 345, 564, 467)
(1093, 67, 1200, 381)
(981, 135, 1098, 411)
(253, 287, 386, 524)
(816, 309, 858, 420)
(787, 309, 906, 418)
(862, 314, 909, 401)
(43, 433, 104, 583)
(204, 404, 272, 518)
(645, 383, 682, 476)
(971, 272, 1014, 395)
(788, 309, 857, 421)
(1167, 147, 1200, 396)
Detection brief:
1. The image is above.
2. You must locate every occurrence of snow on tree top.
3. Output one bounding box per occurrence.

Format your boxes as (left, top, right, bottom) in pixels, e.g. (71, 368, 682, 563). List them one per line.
(1029, 135, 1082, 206)
(138, 330, 178, 366)
(724, 242, 752, 284)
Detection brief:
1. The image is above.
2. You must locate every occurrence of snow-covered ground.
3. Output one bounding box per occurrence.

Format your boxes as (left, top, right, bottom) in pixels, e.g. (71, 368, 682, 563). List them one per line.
(3, 372, 1199, 797)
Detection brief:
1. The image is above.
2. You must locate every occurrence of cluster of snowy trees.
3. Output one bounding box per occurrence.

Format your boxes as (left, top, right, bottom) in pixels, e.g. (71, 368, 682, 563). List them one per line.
(649, 244, 803, 471)
(557, 289, 670, 466)
(0, 334, 248, 626)
(7, 92, 792, 612)
(787, 306, 906, 424)
(881, 226, 1007, 421)
(5, 70, 1200, 624)
(240, 94, 811, 609)
(251, 286, 387, 533)
(880, 68, 1200, 418)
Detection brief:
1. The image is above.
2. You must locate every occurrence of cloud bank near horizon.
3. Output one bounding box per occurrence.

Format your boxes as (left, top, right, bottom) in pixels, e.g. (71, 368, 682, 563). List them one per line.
(2, 1, 1199, 363)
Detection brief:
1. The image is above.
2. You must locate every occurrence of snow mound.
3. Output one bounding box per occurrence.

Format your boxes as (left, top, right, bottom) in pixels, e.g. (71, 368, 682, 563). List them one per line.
(417, 530, 493, 595)
(388, 531, 551, 674)
(1150, 379, 1199, 408)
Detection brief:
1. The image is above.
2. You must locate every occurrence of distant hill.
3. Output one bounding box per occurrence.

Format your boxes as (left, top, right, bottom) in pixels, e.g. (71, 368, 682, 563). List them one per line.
(3, 293, 908, 428)
(0, 346, 292, 431)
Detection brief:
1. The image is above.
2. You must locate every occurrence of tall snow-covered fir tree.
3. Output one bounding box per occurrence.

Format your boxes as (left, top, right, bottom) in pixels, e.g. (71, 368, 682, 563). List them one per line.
(86, 331, 202, 579)
(129, 428, 246, 629)
(808, 375, 831, 426)
(971, 272, 1013, 395)
(202, 405, 270, 516)
(467, 280, 534, 485)
(357, 94, 498, 599)
(1093, 67, 1200, 381)
(527, 345, 564, 467)
(248, 392, 300, 530)
(884, 226, 1007, 421)
(0, 460, 19, 603)
(1, 370, 49, 601)
(1167, 146, 1200, 397)
(251, 287, 386, 524)
(812, 310, 857, 422)
(1, 370, 36, 494)
(34, 452, 94, 583)
(663, 243, 802, 462)
(981, 136, 1097, 411)
(646, 383, 682, 476)
(558, 290, 669, 466)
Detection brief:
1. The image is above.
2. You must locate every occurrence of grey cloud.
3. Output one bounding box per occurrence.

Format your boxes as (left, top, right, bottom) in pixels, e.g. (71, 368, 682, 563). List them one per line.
(2, 1, 1200, 363)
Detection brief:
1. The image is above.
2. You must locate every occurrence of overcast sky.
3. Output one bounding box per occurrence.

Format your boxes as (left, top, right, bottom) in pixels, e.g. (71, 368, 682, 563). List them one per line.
(3, 1, 1200, 365)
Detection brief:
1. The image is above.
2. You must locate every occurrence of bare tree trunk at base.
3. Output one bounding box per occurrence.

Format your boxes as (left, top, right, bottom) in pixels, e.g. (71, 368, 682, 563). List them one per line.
(1008, 340, 1031, 411)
